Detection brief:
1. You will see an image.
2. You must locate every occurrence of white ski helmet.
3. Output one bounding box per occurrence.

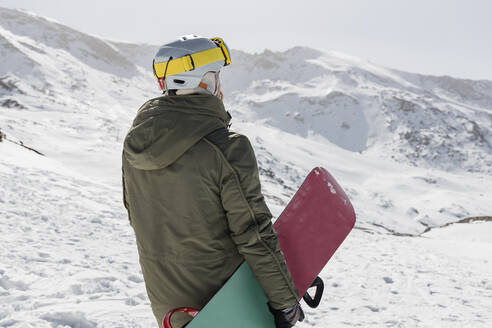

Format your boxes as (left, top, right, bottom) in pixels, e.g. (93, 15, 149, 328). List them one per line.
(153, 35, 231, 91)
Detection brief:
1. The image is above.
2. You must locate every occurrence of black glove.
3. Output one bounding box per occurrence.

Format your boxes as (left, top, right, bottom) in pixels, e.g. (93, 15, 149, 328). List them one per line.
(268, 303, 305, 328)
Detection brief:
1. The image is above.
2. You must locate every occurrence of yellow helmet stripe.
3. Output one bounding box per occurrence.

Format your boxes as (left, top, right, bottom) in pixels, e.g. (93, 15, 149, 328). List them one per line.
(154, 47, 226, 78)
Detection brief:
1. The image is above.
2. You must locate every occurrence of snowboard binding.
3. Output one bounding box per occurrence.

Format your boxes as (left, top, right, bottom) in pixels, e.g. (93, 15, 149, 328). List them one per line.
(302, 276, 324, 308)
(162, 307, 199, 328)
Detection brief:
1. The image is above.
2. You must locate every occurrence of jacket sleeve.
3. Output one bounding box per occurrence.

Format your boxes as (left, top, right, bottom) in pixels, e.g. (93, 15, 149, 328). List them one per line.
(206, 129, 299, 310)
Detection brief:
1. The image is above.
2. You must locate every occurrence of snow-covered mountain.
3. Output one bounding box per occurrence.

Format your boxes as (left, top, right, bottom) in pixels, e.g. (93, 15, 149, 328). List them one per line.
(1, 7, 491, 328)
(225, 48, 492, 173)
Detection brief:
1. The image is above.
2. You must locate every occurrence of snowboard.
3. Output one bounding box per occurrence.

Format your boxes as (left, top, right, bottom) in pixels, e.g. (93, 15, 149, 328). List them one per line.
(163, 167, 356, 328)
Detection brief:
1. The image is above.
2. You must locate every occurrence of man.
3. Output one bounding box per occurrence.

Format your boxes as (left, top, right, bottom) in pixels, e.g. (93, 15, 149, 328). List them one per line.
(122, 35, 304, 328)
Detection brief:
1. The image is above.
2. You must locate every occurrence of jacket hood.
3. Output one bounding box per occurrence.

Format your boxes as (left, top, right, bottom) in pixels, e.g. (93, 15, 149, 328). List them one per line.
(123, 94, 230, 170)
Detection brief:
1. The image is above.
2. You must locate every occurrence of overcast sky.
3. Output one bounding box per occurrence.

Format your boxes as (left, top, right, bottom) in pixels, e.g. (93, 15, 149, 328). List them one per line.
(2, 0, 492, 81)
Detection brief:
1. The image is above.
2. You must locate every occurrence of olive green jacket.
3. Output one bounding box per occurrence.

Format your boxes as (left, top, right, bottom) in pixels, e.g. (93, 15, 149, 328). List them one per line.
(122, 94, 298, 327)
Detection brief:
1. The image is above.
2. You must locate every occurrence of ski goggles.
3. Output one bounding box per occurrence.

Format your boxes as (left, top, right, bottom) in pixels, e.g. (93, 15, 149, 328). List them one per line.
(153, 37, 231, 79)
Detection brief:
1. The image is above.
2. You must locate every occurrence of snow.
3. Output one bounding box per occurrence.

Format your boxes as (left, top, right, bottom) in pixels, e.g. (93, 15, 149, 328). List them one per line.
(0, 141, 151, 327)
(425, 221, 492, 244)
(299, 228, 492, 327)
(1, 6, 492, 328)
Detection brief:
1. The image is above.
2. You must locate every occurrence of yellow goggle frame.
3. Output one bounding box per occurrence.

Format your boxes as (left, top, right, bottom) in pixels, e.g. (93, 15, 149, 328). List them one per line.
(153, 37, 231, 79)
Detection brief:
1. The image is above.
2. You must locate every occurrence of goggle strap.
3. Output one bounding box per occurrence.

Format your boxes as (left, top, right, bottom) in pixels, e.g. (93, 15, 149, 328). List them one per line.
(163, 56, 173, 80)
(211, 38, 231, 66)
(153, 46, 229, 78)
(152, 59, 157, 78)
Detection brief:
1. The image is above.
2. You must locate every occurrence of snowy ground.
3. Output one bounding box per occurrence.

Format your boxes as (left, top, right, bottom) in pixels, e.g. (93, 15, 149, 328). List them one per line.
(307, 225, 492, 327)
(0, 141, 150, 327)
(2, 139, 492, 328)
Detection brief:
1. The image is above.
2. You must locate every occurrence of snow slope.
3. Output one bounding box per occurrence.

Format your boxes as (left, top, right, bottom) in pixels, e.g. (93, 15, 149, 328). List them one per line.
(1, 7, 491, 328)
(223, 48, 492, 173)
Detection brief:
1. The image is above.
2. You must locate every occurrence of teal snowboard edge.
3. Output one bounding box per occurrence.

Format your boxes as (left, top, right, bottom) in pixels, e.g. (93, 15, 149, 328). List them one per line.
(187, 262, 275, 328)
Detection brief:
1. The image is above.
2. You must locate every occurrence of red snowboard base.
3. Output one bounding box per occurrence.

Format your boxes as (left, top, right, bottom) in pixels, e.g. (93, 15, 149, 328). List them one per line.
(274, 167, 356, 296)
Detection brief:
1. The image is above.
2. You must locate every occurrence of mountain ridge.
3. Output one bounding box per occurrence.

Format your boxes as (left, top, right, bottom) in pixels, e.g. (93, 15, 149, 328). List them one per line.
(1, 6, 491, 234)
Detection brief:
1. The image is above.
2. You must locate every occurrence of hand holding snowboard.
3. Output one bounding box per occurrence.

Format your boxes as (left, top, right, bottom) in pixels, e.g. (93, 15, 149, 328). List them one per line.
(268, 303, 305, 328)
